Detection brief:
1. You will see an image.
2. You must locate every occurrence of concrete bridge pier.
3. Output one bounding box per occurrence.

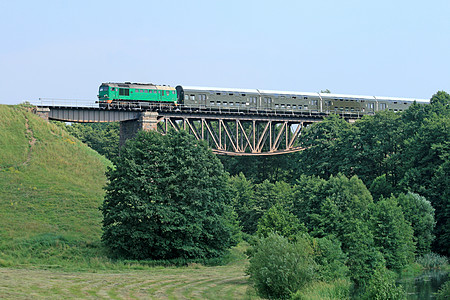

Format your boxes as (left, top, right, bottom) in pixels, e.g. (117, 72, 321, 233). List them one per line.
(119, 111, 159, 147)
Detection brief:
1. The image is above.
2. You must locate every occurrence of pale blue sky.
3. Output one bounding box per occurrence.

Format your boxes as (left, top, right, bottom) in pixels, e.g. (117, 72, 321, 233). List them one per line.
(1, 0, 449, 104)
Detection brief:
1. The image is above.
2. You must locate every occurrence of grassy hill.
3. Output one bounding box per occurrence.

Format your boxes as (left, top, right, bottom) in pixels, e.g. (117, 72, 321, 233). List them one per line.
(0, 104, 111, 268)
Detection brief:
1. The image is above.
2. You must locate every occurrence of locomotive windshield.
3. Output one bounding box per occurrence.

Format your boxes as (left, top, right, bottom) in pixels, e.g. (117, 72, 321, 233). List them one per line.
(99, 86, 109, 92)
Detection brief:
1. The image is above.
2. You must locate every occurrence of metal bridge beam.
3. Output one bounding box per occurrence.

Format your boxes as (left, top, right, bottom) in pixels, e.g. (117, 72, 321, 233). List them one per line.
(35, 106, 339, 155)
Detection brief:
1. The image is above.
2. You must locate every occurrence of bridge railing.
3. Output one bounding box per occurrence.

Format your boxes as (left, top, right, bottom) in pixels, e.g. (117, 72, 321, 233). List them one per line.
(35, 98, 99, 108)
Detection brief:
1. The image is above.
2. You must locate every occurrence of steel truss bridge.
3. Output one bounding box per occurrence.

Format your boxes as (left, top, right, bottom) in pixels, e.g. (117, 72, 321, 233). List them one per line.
(35, 104, 360, 156)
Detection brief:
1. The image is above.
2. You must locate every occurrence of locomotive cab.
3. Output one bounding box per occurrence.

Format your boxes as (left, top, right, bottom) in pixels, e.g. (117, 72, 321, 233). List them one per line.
(98, 84, 113, 106)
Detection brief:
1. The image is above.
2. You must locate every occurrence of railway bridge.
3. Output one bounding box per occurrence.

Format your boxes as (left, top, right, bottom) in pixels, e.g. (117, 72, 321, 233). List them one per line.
(35, 104, 361, 156)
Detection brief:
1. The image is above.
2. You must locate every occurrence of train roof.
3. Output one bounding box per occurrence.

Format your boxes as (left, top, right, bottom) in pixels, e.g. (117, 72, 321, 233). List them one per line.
(181, 86, 429, 103)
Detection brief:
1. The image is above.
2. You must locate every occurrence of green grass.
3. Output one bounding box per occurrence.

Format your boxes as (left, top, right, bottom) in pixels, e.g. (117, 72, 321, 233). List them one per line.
(0, 104, 110, 268)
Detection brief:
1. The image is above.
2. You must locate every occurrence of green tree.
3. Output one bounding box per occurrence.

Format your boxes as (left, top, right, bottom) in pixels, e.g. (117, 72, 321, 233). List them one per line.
(370, 196, 415, 270)
(396, 192, 435, 256)
(256, 204, 306, 240)
(369, 174, 394, 202)
(350, 112, 403, 186)
(312, 236, 349, 282)
(296, 115, 351, 178)
(228, 173, 255, 235)
(429, 161, 450, 256)
(101, 130, 235, 259)
(361, 262, 406, 300)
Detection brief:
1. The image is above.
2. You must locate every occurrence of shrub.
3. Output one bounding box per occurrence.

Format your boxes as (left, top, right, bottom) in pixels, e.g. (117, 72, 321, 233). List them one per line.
(313, 236, 349, 282)
(247, 233, 316, 299)
(416, 253, 448, 269)
(436, 280, 450, 300)
(360, 263, 405, 300)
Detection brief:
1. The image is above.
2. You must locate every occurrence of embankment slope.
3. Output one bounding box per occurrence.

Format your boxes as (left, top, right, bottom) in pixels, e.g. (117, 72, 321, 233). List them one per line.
(0, 104, 110, 266)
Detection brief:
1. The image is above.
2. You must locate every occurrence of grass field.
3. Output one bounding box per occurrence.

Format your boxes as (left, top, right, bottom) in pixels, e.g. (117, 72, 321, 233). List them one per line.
(0, 262, 255, 299)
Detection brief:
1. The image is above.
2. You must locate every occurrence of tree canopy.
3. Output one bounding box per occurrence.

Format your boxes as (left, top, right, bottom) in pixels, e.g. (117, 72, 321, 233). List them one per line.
(100, 130, 235, 260)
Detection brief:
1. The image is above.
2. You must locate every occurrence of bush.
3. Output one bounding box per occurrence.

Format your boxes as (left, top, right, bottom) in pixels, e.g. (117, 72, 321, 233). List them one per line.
(437, 280, 450, 300)
(313, 236, 349, 282)
(247, 233, 316, 299)
(360, 263, 405, 300)
(416, 253, 448, 269)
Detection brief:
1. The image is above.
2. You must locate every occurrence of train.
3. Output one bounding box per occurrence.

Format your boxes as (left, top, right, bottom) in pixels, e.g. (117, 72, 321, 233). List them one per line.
(97, 82, 429, 114)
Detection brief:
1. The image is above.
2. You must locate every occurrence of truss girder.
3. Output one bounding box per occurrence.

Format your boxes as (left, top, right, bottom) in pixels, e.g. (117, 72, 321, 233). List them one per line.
(157, 115, 316, 156)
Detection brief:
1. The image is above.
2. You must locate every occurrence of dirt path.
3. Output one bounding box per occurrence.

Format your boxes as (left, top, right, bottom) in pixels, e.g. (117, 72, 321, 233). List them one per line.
(23, 116, 37, 166)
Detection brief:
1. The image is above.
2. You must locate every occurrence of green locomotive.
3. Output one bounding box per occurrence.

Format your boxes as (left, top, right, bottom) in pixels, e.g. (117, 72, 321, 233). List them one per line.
(97, 82, 177, 107)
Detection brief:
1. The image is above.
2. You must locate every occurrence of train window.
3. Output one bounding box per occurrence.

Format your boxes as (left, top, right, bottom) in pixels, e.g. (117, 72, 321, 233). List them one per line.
(311, 100, 318, 106)
(292, 96, 297, 99)
(210, 101, 215, 105)
(229, 102, 234, 106)
(135, 89, 139, 92)
(216, 93, 221, 95)
(394, 101, 398, 104)
(287, 105, 291, 109)
(229, 93, 234, 95)
(190, 95, 195, 100)
(281, 104, 285, 108)
(304, 97, 308, 99)
(241, 94, 246, 97)
(275, 104, 279, 108)
(380, 103, 387, 109)
(119, 88, 129, 96)
(217, 101, 221, 105)
(304, 105, 308, 109)
(166, 91, 170, 96)
(404, 102, 408, 105)
(293, 105, 297, 109)
(223, 102, 227, 105)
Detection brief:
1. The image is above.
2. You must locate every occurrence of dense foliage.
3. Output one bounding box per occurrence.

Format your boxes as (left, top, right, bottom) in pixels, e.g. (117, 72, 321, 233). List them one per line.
(225, 91, 449, 257)
(246, 233, 316, 299)
(53, 122, 120, 160)
(101, 130, 235, 259)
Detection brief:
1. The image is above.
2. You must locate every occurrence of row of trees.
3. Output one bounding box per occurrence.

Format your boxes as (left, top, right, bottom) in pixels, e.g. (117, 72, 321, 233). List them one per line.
(223, 91, 450, 256)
